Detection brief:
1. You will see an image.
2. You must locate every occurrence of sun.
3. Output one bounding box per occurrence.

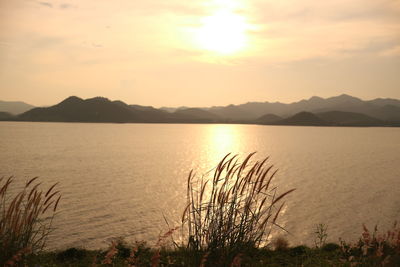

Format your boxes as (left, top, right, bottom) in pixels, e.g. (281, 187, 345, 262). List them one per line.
(195, 10, 248, 55)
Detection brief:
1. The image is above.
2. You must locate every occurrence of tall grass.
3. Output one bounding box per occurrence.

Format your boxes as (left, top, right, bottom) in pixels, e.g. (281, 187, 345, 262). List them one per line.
(0, 176, 61, 265)
(182, 153, 295, 255)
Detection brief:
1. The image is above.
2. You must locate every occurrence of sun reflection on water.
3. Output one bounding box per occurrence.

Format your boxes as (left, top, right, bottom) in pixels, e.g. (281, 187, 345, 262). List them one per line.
(206, 124, 241, 168)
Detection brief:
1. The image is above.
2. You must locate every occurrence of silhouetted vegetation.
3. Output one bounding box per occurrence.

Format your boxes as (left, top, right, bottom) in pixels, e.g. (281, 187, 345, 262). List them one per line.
(20, 226, 400, 266)
(0, 177, 61, 265)
(181, 153, 294, 262)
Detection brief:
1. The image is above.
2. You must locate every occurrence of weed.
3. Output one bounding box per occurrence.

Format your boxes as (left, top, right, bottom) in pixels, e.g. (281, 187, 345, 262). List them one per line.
(314, 223, 328, 248)
(0, 176, 61, 265)
(181, 153, 295, 258)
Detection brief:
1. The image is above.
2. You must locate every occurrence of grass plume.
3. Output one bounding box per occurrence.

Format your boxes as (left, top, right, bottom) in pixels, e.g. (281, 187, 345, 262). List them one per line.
(181, 153, 295, 256)
(0, 176, 61, 264)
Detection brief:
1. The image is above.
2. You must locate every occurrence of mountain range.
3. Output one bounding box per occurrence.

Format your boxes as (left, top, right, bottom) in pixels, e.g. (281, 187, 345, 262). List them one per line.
(1, 94, 400, 126)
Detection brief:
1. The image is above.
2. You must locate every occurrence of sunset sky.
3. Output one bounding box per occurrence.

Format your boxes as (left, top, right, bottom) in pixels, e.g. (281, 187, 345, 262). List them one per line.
(0, 0, 399, 107)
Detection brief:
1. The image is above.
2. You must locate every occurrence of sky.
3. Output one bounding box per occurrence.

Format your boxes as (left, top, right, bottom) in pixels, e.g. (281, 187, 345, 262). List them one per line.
(0, 0, 399, 107)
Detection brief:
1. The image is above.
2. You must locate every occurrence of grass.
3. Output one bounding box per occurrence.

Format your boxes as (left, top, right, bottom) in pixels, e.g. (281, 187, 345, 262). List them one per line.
(181, 153, 295, 260)
(20, 234, 400, 266)
(0, 176, 61, 265)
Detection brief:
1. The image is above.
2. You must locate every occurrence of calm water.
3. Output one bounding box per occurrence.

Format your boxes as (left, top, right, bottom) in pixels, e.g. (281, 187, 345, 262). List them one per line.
(0, 122, 399, 249)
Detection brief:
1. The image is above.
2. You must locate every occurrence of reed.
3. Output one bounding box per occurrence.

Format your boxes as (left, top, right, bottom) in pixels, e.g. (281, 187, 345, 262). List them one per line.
(181, 153, 295, 256)
(0, 176, 61, 265)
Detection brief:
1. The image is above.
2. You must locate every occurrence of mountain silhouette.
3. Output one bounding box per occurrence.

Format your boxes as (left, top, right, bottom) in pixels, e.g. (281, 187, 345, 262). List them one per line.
(4, 94, 400, 126)
(274, 112, 329, 126)
(203, 94, 400, 122)
(0, 112, 14, 120)
(255, 114, 282, 124)
(316, 111, 383, 126)
(173, 108, 220, 122)
(0, 100, 35, 115)
(18, 96, 171, 123)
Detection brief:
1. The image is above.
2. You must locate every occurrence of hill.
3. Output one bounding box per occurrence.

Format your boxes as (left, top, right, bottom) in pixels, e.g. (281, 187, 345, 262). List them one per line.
(205, 94, 400, 122)
(0, 112, 14, 120)
(260, 110, 390, 126)
(18, 96, 171, 123)
(16, 97, 220, 123)
(173, 108, 220, 122)
(0, 100, 35, 115)
(255, 114, 282, 124)
(316, 111, 383, 126)
(275, 112, 329, 126)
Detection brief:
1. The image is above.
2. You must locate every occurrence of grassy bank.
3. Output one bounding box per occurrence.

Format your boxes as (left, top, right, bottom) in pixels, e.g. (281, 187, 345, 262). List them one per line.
(22, 238, 400, 266)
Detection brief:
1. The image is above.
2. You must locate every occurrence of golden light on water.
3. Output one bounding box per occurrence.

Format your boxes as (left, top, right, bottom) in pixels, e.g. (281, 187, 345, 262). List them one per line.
(207, 125, 240, 165)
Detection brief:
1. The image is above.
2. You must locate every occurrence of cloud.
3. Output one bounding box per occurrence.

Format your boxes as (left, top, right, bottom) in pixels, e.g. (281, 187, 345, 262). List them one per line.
(250, 0, 400, 24)
(92, 43, 103, 48)
(242, 0, 400, 62)
(59, 3, 74, 9)
(380, 45, 400, 57)
(0, 41, 11, 47)
(128, 1, 208, 16)
(38, 2, 53, 8)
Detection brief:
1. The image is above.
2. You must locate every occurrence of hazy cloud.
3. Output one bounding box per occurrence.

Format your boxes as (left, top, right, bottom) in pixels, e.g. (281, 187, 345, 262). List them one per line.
(38, 2, 53, 8)
(243, 0, 400, 62)
(59, 3, 74, 9)
(92, 43, 103, 48)
(380, 45, 400, 57)
(124, 0, 208, 16)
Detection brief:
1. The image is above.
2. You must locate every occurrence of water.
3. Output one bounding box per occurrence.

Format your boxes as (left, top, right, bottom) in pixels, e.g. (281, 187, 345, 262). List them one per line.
(0, 122, 399, 249)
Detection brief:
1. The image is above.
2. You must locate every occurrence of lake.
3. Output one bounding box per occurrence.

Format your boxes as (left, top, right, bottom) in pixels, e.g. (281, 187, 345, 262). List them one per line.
(0, 121, 399, 250)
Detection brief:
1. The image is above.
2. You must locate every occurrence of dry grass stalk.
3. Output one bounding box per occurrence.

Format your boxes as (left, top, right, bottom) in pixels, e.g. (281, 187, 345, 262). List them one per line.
(181, 153, 295, 253)
(126, 246, 138, 267)
(273, 236, 289, 250)
(0, 176, 61, 265)
(102, 241, 118, 265)
(150, 227, 179, 267)
(230, 253, 243, 267)
(340, 222, 400, 265)
(199, 251, 210, 267)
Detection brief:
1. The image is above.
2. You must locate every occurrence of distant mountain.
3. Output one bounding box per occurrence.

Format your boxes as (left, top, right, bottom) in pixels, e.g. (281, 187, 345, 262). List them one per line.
(208, 104, 251, 121)
(365, 105, 400, 122)
(275, 112, 329, 126)
(205, 94, 400, 122)
(367, 98, 400, 107)
(16, 96, 220, 123)
(0, 112, 14, 120)
(316, 111, 383, 126)
(160, 106, 192, 113)
(0, 100, 35, 115)
(18, 96, 171, 123)
(256, 114, 282, 124)
(173, 108, 220, 122)
(5, 94, 400, 126)
(260, 110, 387, 126)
